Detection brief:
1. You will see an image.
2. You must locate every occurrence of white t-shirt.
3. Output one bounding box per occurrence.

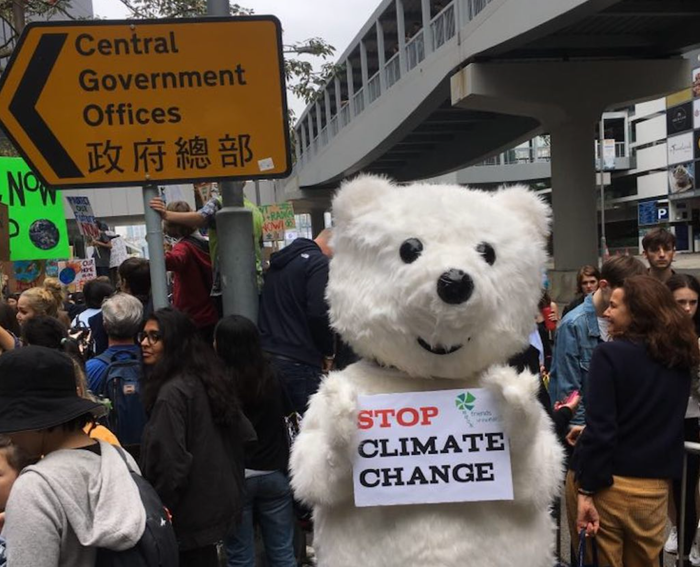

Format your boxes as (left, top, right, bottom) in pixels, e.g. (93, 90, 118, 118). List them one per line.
(597, 317, 610, 342)
(72, 308, 100, 329)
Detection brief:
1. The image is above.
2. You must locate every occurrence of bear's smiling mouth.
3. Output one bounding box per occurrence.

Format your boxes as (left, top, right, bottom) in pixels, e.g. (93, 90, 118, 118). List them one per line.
(417, 338, 465, 355)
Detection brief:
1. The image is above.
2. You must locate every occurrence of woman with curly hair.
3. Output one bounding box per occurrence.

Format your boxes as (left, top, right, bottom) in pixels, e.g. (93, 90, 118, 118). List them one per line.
(570, 275, 699, 567)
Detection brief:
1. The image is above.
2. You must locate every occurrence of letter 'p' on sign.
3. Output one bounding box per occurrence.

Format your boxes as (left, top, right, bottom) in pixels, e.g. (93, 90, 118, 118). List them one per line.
(0, 17, 291, 188)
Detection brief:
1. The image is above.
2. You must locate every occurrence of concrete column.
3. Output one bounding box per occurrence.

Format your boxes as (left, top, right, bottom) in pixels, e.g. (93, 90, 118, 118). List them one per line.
(450, 59, 690, 271)
(308, 116, 315, 152)
(421, 0, 433, 55)
(334, 76, 342, 119)
(294, 129, 301, 162)
(324, 89, 332, 129)
(310, 209, 326, 238)
(300, 121, 308, 157)
(360, 40, 369, 107)
(315, 102, 323, 142)
(376, 20, 386, 94)
(550, 117, 599, 269)
(396, 0, 406, 74)
(346, 59, 355, 118)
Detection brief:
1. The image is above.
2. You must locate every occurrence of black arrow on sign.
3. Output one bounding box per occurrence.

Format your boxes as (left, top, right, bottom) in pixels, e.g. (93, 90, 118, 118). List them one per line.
(9, 33, 84, 179)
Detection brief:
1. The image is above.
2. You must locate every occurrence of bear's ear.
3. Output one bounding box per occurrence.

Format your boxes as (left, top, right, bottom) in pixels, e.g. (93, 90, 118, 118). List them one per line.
(332, 174, 394, 226)
(493, 185, 551, 239)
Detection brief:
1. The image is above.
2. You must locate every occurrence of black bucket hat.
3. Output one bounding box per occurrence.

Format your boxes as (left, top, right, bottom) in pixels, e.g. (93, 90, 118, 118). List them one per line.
(0, 346, 106, 434)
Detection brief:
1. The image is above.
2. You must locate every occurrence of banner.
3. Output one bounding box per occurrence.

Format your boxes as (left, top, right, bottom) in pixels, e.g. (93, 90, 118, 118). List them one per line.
(669, 162, 695, 195)
(668, 132, 694, 166)
(602, 139, 616, 170)
(0, 157, 69, 261)
(66, 196, 99, 239)
(667, 102, 693, 135)
(261, 202, 296, 242)
(352, 388, 513, 507)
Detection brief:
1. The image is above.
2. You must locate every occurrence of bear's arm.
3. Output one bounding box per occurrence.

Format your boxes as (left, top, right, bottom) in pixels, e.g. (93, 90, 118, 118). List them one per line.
(480, 364, 564, 509)
(290, 371, 358, 507)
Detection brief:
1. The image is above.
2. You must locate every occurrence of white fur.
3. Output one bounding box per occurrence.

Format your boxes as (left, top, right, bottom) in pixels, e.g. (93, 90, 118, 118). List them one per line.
(290, 175, 563, 566)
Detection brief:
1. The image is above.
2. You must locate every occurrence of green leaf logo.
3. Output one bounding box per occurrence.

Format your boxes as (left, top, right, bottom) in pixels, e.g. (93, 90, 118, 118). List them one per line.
(455, 392, 476, 411)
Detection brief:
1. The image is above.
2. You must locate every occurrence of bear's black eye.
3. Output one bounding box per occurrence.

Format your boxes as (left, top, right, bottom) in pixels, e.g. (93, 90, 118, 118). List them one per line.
(400, 238, 423, 264)
(477, 242, 496, 266)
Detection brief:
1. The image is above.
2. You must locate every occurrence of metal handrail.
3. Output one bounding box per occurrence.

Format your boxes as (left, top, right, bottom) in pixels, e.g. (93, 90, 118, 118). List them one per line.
(385, 52, 401, 89)
(405, 30, 425, 72)
(353, 89, 365, 116)
(680, 442, 700, 563)
(367, 71, 381, 103)
(430, 2, 456, 50)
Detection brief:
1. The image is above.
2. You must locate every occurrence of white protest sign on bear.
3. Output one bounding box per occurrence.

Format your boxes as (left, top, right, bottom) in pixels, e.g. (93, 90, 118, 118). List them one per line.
(352, 388, 514, 507)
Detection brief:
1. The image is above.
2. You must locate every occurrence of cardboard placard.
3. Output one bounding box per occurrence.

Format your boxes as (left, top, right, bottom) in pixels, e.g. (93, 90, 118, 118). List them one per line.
(0, 157, 69, 260)
(66, 196, 100, 239)
(0, 203, 9, 261)
(352, 388, 514, 507)
(261, 202, 295, 242)
(1, 260, 46, 293)
(57, 258, 96, 291)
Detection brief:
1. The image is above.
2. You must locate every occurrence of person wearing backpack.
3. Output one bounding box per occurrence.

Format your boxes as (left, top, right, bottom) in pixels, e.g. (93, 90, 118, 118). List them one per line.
(0, 346, 178, 567)
(85, 293, 147, 458)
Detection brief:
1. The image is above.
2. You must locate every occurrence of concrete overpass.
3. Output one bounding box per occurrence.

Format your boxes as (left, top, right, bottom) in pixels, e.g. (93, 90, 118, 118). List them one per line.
(286, 0, 700, 271)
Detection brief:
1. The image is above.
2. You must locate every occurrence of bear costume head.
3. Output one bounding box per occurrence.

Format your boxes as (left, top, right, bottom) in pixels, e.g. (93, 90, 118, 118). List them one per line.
(328, 175, 551, 380)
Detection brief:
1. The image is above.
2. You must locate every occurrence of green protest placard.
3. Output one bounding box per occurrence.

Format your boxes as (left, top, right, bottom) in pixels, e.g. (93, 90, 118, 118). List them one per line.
(0, 157, 69, 260)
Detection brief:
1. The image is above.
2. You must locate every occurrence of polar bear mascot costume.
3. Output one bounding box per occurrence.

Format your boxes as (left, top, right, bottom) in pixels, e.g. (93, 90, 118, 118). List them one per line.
(290, 175, 563, 567)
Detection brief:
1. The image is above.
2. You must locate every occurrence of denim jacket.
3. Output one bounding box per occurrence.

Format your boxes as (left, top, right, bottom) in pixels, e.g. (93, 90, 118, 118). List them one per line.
(548, 294, 602, 425)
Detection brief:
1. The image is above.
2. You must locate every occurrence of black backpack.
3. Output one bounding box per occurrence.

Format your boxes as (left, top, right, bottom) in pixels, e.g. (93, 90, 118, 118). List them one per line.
(95, 448, 179, 567)
(94, 351, 148, 448)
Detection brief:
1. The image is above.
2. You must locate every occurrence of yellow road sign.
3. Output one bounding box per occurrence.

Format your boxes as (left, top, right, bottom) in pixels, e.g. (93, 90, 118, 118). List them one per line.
(0, 17, 291, 188)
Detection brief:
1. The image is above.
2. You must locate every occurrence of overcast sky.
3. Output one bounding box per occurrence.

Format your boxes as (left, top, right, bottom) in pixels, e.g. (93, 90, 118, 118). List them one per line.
(91, 0, 381, 117)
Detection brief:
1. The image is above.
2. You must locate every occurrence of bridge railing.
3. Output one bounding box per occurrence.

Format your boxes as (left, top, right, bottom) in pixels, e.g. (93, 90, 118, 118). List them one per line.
(339, 103, 351, 127)
(368, 71, 381, 103)
(353, 89, 366, 116)
(465, 0, 491, 21)
(293, 0, 495, 169)
(329, 115, 339, 138)
(385, 52, 401, 89)
(406, 30, 425, 72)
(431, 3, 456, 51)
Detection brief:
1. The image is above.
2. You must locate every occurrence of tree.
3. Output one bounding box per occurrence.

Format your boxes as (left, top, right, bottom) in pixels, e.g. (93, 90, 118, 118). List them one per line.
(116, 0, 337, 107)
(0, 0, 78, 60)
(116, 1, 338, 158)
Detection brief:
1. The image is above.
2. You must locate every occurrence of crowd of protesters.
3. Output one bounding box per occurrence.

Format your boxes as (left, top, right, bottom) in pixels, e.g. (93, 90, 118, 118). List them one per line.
(0, 207, 699, 567)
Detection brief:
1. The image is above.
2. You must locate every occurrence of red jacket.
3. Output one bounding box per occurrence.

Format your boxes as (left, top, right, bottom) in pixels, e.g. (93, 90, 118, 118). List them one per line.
(165, 237, 218, 329)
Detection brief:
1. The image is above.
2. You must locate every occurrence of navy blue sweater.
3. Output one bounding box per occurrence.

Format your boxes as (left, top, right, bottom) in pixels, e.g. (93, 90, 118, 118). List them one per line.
(572, 339, 691, 492)
(259, 239, 334, 367)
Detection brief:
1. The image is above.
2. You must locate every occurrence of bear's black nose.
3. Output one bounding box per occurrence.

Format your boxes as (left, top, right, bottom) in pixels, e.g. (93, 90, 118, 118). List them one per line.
(437, 269, 474, 305)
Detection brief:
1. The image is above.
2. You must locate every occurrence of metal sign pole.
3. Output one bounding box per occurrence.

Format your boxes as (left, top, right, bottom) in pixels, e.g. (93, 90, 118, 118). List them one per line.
(142, 184, 169, 309)
(207, 0, 258, 322)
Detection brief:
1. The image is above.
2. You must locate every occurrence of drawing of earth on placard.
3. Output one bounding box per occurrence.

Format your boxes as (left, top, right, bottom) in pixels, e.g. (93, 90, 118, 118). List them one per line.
(59, 266, 77, 285)
(13, 261, 41, 282)
(29, 219, 60, 250)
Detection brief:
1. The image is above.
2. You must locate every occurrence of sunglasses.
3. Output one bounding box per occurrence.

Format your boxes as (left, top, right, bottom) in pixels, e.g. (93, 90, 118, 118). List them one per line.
(138, 331, 162, 345)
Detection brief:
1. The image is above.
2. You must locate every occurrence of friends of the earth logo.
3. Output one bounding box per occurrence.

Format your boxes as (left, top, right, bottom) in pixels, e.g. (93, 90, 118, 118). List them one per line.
(455, 392, 476, 411)
(456, 391, 499, 426)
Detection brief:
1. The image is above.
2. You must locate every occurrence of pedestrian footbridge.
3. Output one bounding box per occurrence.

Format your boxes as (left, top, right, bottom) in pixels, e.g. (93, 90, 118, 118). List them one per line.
(287, 0, 698, 189)
(286, 0, 700, 271)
